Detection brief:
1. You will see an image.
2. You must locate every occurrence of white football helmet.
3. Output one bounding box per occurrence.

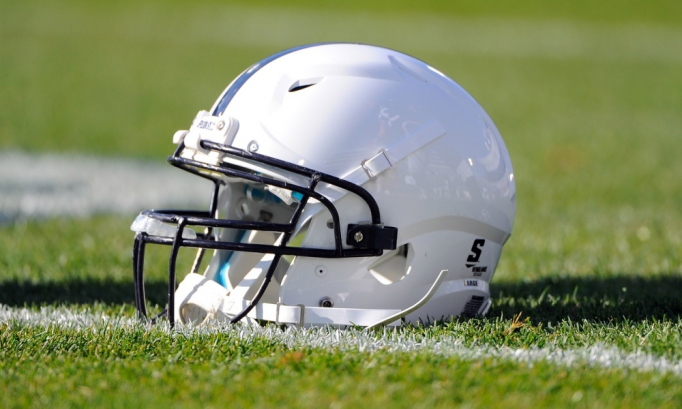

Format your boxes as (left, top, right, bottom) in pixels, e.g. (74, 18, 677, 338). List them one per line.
(131, 43, 516, 328)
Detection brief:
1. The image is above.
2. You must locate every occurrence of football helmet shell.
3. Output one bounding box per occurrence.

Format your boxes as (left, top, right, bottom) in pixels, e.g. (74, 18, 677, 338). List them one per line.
(131, 43, 516, 327)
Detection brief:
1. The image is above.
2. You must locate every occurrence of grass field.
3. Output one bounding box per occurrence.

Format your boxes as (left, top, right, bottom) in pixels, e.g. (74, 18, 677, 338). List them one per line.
(1, 0, 682, 407)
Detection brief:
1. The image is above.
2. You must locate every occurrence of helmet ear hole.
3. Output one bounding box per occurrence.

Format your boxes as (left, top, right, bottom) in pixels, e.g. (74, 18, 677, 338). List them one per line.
(369, 244, 412, 285)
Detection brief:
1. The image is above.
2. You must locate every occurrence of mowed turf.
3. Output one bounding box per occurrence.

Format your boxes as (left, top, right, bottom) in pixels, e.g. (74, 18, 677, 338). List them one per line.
(1, 0, 682, 407)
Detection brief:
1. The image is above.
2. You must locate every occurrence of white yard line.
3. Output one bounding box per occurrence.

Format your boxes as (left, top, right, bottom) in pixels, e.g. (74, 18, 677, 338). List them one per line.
(0, 151, 210, 221)
(3, 305, 681, 377)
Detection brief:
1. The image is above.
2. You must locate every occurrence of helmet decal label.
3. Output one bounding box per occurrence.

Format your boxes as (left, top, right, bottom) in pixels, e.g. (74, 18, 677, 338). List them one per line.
(465, 239, 488, 276)
(197, 119, 216, 131)
(466, 239, 485, 263)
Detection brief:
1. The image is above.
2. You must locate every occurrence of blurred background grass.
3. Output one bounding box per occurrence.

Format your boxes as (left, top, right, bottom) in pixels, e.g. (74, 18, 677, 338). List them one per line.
(1, 0, 681, 319)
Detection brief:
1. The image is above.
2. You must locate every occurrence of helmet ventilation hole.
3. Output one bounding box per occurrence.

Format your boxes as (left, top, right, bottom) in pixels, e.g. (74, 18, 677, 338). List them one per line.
(288, 77, 323, 92)
(289, 84, 314, 92)
(314, 265, 327, 277)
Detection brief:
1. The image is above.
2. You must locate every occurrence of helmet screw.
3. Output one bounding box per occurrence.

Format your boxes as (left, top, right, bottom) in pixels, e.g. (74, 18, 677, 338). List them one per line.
(354, 231, 364, 243)
(247, 140, 259, 152)
(216, 120, 225, 130)
(319, 297, 334, 308)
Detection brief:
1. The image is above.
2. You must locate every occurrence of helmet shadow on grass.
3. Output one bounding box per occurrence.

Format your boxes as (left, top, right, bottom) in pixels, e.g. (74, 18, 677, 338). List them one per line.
(0, 274, 680, 324)
(490, 274, 682, 324)
(0, 279, 168, 310)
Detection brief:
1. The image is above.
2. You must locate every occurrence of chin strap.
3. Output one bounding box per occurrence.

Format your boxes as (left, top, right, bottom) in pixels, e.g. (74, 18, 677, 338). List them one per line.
(173, 273, 229, 325)
(174, 270, 449, 328)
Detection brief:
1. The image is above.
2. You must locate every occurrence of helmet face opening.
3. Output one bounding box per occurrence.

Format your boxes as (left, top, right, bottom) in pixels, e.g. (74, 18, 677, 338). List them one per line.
(132, 43, 515, 328)
(132, 139, 398, 326)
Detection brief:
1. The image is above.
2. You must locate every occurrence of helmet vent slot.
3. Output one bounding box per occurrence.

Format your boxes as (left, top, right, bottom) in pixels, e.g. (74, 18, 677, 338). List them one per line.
(289, 84, 314, 92)
(288, 77, 323, 92)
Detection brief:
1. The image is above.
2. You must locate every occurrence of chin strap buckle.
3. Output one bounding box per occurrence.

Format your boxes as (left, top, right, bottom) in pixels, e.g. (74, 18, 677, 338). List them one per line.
(346, 223, 398, 250)
(360, 149, 394, 181)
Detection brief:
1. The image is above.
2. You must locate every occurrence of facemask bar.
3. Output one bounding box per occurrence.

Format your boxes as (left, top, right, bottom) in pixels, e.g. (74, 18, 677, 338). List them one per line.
(132, 140, 398, 327)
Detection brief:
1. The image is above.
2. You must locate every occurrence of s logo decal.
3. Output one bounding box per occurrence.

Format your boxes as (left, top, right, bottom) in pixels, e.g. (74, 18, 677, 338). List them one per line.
(467, 239, 485, 263)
